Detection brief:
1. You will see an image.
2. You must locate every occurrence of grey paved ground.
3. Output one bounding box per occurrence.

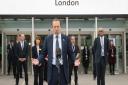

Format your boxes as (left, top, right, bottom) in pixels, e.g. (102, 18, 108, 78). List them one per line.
(0, 74, 128, 85)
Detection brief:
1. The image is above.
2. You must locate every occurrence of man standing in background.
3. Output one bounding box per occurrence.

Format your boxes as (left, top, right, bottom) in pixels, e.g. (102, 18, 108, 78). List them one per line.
(15, 33, 29, 85)
(93, 28, 109, 85)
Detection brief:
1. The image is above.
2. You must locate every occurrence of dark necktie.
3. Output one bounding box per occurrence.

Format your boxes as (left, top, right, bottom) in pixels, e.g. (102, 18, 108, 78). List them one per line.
(72, 45, 75, 52)
(56, 35, 59, 49)
(56, 35, 60, 68)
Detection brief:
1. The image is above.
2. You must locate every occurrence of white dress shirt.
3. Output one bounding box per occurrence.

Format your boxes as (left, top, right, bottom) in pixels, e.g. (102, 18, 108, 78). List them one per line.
(20, 41, 24, 50)
(100, 36, 104, 56)
(52, 34, 62, 65)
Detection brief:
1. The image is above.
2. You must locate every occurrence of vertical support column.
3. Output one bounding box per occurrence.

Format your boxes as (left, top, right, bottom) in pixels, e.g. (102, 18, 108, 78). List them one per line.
(1, 32, 4, 75)
(32, 17, 35, 46)
(78, 29, 81, 50)
(1, 32, 6, 75)
(66, 17, 69, 36)
(31, 17, 35, 75)
(123, 32, 127, 73)
(95, 17, 98, 38)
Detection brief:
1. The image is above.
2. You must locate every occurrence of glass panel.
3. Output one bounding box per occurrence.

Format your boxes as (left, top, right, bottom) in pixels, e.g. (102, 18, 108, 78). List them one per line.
(126, 33, 128, 71)
(0, 34, 1, 73)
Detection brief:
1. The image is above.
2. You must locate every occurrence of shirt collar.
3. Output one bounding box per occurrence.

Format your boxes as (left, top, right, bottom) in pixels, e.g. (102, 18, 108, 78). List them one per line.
(53, 33, 61, 38)
(20, 41, 24, 43)
(100, 36, 104, 39)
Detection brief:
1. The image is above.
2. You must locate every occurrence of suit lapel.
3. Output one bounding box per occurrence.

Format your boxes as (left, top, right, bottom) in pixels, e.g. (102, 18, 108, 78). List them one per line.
(98, 37, 101, 47)
(61, 34, 65, 58)
(49, 35, 53, 59)
(35, 46, 38, 56)
(18, 42, 22, 51)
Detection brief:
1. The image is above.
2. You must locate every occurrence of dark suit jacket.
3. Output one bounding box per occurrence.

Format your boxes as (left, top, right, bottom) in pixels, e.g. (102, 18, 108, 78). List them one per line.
(68, 44, 80, 64)
(38, 34, 70, 83)
(16, 41, 29, 59)
(32, 45, 43, 59)
(93, 36, 109, 64)
(7, 44, 14, 58)
(32, 45, 43, 68)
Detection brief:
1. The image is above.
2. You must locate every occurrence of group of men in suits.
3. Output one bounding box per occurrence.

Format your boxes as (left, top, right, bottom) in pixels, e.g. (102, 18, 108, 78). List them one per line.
(32, 19, 81, 85)
(31, 19, 110, 85)
(5, 18, 111, 85)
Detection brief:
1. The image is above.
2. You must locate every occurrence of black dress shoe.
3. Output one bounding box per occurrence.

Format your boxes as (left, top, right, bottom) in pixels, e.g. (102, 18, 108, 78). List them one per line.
(75, 83, 79, 85)
(20, 76, 23, 78)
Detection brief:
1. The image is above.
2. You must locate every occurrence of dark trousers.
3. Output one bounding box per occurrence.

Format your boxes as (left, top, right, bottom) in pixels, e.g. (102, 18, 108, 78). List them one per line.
(33, 65, 44, 85)
(44, 61, 48, 82)
(7, 56, 17, 77)
(83, 62, 89, 74)
(109, 64, 115, 75)
(7, 56, 12, 75)
(12, 60, 17, 78)
(96, 57, 106, 85)
(16, 61, 28, 85)
(19, 62, 23, 77)
(93, 63, 97, 79)
(49, 65, 68, 85)
(69, 64, 78, 85)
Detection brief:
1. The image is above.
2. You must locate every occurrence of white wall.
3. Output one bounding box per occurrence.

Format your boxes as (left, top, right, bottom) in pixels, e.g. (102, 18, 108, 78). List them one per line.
(0, 0, 127, 14)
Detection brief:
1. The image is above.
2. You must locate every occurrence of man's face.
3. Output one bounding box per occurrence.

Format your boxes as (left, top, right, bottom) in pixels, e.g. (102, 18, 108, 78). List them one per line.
(70, 36, 75, 44)
(52, 21, 61, 34)
(98, 30, 104, 36)
(20, 34, 25, 41)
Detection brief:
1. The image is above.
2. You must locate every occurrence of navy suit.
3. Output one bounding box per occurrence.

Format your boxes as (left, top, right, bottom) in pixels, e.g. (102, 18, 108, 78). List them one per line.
(16, 41, 29, 85)
(32, 45, 44, 85)
(93, 36, 109, 85)
(38, 34, 70, 85)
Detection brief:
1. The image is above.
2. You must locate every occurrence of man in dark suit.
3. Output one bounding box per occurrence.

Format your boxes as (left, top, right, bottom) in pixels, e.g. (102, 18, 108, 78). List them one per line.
(68, 36, 80, 85)
(93, 28, 109, 85)
(15, 33, 29, 85)
(13, 35, 22, 78)
(32, 19, 72, 85)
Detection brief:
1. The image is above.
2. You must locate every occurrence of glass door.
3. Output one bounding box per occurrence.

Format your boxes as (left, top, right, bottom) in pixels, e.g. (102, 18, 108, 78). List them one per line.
(126, 33, 128, 72)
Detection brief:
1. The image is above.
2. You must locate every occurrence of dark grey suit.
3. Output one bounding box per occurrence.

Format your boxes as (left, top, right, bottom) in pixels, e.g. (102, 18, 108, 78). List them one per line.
(93, 36, 109, 85)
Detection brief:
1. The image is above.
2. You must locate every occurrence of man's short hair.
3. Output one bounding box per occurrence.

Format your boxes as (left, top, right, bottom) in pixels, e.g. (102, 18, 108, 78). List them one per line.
(52, 18, 61, 26)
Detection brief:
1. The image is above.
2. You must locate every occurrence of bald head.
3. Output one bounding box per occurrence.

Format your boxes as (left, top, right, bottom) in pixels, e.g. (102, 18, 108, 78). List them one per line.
(98, 28, 104, 37)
